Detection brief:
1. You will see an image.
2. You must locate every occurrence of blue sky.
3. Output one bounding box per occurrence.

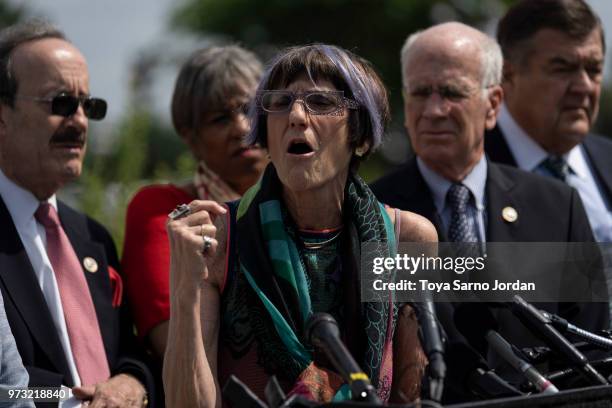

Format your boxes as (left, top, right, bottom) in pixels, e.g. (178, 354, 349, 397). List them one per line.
(8, 0, 612, 129)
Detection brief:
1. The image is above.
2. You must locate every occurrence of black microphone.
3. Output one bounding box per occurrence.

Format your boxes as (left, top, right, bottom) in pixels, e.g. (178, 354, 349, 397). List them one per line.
(486, 330, 560, 395)
(415, 297, 446, 402)
(305, 313, 382, 404)
(539, 310, 612, 350)
(511, 295, 608, 386)
(446, 341, 523, 399)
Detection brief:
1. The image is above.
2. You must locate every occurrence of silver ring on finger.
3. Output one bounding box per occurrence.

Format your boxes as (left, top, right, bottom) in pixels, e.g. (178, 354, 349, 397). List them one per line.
(202, 235, 213, 253)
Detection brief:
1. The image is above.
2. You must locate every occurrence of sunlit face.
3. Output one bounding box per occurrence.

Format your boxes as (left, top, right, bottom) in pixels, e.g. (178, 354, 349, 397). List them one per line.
(504, 28, 603, 154)
(189, 84, 267, 193)
(266, 77, 353, 193)
(403, 42, 500, 180)
(0, 38, 90, 199)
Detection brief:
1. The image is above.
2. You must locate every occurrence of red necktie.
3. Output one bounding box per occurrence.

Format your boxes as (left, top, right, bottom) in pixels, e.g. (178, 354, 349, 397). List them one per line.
(35, 202, 110, 386)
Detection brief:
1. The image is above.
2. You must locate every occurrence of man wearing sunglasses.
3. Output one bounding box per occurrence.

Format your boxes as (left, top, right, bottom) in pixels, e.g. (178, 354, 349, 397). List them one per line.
(0, 20, 153, 407)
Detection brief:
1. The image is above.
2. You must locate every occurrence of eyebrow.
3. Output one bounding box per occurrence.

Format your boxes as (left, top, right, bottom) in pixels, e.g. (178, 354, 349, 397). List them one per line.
(548, 54, 604, 66)
(408, 82, 473, 91)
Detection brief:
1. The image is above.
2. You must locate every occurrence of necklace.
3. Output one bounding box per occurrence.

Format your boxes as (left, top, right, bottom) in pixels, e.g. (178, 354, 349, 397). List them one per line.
(302, 229, 342, 250)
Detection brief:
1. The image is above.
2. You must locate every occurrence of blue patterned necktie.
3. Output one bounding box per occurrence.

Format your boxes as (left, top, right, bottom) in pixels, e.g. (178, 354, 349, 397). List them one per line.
(540, 155, 569, 182)
(447, 183, 479, 243)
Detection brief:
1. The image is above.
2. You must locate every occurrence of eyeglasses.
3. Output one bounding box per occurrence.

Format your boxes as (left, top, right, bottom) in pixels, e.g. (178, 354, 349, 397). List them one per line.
(257, 90, 359, 116)
(16, 93, 107, 120)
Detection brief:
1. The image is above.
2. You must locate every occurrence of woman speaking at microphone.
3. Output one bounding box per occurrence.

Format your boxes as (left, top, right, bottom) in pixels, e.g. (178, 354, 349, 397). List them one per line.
(163, 44, 437, 407)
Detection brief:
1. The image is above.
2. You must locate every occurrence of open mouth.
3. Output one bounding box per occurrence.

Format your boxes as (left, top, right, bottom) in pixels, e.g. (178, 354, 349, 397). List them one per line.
(287, 140, 314, 155)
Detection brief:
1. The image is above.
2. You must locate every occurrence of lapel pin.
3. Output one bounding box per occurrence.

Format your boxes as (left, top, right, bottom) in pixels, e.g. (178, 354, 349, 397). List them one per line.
(83, 257, 98, 273)
(502, 206, 518, 223)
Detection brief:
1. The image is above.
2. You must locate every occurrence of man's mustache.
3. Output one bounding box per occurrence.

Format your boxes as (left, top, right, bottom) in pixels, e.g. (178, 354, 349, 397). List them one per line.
(50, 127, 85, 144)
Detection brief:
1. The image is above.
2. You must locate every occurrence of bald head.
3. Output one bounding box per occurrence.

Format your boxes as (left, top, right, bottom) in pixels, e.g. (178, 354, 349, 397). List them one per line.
(401, 22, 502, 89)
(400, 22, 504, 182)
(11, 38, 88, 92)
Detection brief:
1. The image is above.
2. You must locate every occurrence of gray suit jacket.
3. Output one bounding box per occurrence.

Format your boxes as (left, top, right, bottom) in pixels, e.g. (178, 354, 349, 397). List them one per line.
(0, 290, 33, 408)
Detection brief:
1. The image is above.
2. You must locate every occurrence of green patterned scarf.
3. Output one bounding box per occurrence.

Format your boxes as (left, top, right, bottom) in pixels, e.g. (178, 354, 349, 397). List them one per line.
(235, 164, 398, 400)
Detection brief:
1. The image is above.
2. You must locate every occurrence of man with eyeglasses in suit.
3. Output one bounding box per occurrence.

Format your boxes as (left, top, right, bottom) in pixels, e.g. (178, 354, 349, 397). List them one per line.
(0, 20, 153, 407)
(372, 21, 608, 403)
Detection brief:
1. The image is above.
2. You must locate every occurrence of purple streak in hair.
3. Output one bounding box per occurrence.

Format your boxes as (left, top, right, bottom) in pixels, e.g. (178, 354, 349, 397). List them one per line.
(318, 45, 384, 149)
(245, 44, 385, 149)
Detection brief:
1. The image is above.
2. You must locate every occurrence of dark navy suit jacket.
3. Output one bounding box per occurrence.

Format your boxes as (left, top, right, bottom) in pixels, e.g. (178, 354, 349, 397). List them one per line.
(485, 125, 612, 205)
(371, 157, 609, 402)
(0, 197, 155, 407)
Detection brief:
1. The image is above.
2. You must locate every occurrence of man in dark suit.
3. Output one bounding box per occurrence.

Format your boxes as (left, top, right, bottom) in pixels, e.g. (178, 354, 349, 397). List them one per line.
(0, 21, 153, 407)
(485, 0, 612, 242)
(372, 21, 608, 402)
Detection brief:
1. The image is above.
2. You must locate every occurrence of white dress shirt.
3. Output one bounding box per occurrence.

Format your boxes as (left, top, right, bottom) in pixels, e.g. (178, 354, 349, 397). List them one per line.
(417, 155, 488, 243)
(0, 169, 81, 407)
(497, 104, 612, 242)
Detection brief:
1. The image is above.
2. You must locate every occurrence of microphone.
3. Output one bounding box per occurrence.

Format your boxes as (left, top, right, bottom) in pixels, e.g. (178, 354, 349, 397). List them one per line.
(306, 313, 382, 404)
(414, 297, 446, 402)
(539, 310, 612, 350)
(548, 357, 612, 385)
(511, 295, 608, 386)
(446, 341, 523, 399)
(486, 330, 560, 395)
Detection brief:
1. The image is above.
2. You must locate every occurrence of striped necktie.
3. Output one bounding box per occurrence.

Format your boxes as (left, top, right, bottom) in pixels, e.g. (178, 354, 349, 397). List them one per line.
(447, 183, 479, 243)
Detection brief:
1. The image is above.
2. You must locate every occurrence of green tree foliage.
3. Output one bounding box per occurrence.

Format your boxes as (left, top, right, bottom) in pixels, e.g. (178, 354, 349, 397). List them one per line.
(0, 1, 23, 28)
(172, 0, 503, 116)
(170, 0, 511, 180)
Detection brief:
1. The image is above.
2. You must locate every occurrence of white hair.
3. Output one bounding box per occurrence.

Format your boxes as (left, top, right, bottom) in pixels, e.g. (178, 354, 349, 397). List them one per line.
(400, 26, 503, 90)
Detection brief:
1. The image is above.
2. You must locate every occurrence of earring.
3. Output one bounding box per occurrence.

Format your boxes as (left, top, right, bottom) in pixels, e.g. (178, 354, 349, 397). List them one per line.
(355, 148, 365, 157)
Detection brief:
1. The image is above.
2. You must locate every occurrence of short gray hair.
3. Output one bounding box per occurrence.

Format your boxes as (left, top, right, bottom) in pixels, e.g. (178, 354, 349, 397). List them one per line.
(400, 28, 503, 90)
(171, 45, 263, 135)
(0, 19, 66, 106)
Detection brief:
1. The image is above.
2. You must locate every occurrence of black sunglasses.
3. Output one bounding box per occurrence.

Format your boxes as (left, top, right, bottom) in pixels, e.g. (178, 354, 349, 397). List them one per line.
(17, 93, 108, 120)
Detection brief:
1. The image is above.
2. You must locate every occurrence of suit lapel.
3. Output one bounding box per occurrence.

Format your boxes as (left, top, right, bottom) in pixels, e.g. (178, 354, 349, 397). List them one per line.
(58, 202, 114, 358)
(485, 125, 518, 166)
(485, 163, 521, 241)
(0, 197, 72, 380)
(582, 135, 612, 202)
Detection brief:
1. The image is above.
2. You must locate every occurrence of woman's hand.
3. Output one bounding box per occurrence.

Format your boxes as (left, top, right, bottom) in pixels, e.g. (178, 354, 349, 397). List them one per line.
(164, 200, 226, 408)
(166, 200, 227, 290)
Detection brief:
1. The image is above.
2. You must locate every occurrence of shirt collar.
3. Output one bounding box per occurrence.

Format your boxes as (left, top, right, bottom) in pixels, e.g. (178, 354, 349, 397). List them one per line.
(497, 104, 588, 178)
(566, 145, 590, 180)
(417, 154, 487, 213)
(0, 168, 58, 228)
(497, 104, 548, 171)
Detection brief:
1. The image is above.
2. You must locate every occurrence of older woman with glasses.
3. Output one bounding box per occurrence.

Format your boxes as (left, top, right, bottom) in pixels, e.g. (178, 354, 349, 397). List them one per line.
(121, 46, 267, 359)
(163, 44, 437, 406)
